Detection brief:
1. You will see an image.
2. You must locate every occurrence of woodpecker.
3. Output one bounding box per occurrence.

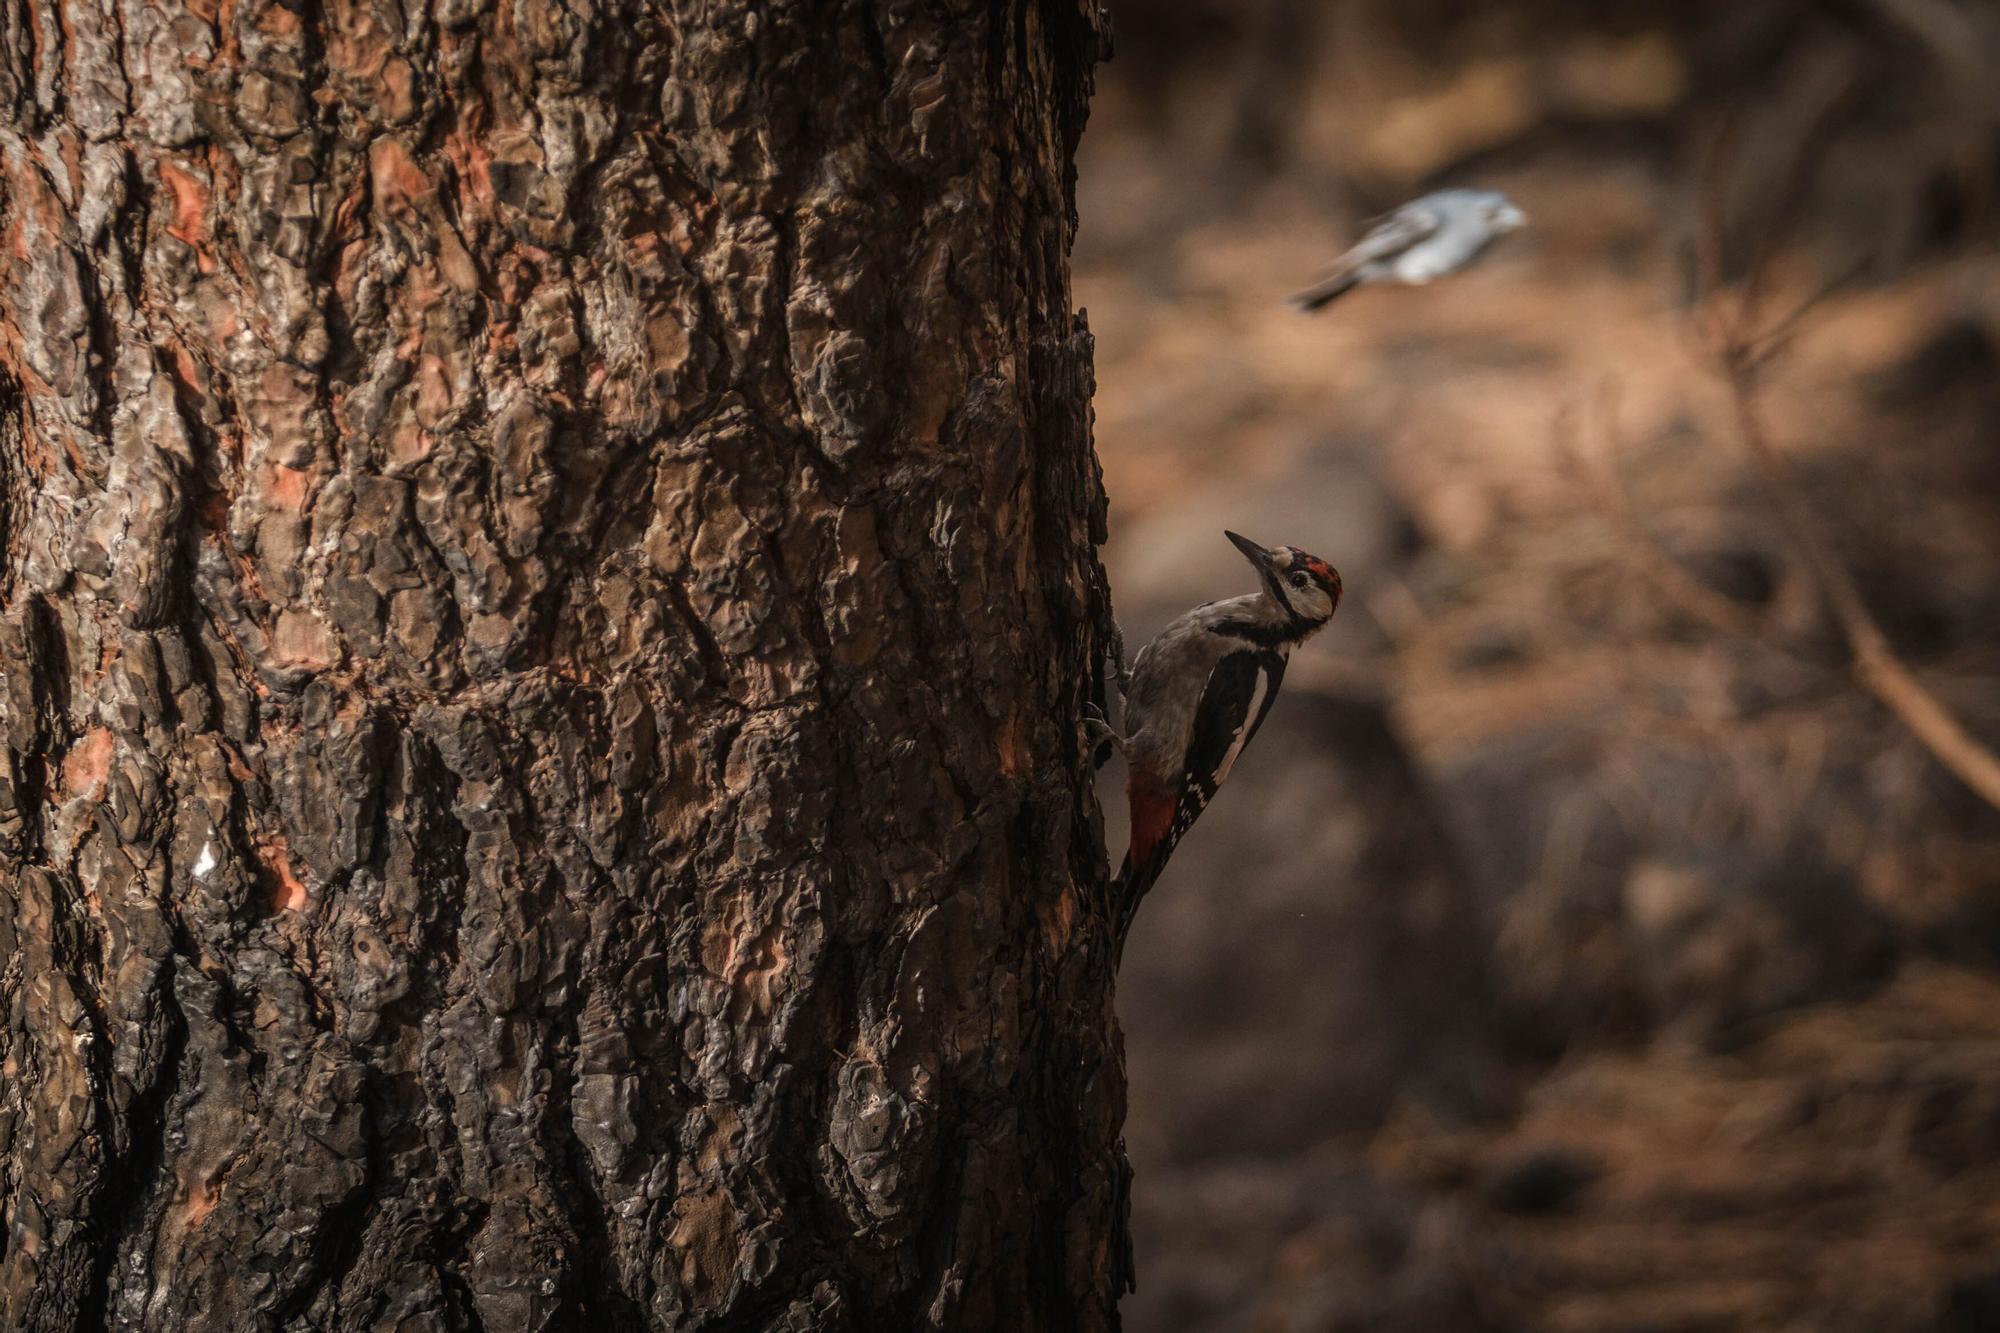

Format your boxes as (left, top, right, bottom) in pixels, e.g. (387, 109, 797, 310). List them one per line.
(1290, 188, 1527, 311)
(1091, 531, 1342, 938)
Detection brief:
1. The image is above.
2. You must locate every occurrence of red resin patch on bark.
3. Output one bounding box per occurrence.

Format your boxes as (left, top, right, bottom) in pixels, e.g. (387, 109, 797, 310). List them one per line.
(368, 136, 431, 214)
(443, 128, 497, 228)
(272, 610, 338, 669)
(254, 1, 301, 36)
(255, 834, 310, 912)
(61, 728, 115, 799)
(177, 1180, 222, 1231)
(158, 161, 216, 273)
(264, 463, 310, 510)
(169, 343, 205, 398)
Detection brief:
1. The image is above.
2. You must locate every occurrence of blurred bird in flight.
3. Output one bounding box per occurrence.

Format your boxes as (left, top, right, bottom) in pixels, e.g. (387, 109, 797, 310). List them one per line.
(1290, 188, 1527, 311)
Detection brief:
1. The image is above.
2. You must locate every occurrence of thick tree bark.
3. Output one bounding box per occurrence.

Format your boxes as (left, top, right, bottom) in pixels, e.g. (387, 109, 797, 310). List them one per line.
(0, 1, 1124, 1328)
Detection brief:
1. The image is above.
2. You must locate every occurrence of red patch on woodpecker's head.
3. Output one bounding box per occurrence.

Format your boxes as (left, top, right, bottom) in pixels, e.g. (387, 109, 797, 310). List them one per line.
(1263, 545, 1343, 618)
(1286, 551, 1343, 614)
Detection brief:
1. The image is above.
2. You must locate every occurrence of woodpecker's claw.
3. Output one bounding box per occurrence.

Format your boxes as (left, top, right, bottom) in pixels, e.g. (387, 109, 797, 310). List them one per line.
(1104, 626, 1132, 697)
(1083, 703, 1126, 770)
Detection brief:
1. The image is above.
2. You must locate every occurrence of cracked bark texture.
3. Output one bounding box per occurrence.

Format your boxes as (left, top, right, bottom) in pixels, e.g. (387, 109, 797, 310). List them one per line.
(0, 0, 1125, 1328)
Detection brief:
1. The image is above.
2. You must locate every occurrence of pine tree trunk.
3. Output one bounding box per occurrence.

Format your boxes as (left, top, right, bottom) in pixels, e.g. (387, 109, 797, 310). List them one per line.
(0, 1, 1123, 1328)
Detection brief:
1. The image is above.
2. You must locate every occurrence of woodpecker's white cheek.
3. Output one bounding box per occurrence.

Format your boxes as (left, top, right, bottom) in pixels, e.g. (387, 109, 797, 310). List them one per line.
(1291, 585, 1332, 620)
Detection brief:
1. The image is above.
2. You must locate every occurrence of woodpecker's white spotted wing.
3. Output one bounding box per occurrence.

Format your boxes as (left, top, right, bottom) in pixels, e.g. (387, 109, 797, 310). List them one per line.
(1116, 647, 1288, 929)
(1177, 647, 1286, 818)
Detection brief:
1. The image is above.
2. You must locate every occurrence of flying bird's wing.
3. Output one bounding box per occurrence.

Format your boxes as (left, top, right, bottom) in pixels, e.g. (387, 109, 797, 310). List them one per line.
(1289, 205, 1441, 311)
(1117, 647, 1288, 926)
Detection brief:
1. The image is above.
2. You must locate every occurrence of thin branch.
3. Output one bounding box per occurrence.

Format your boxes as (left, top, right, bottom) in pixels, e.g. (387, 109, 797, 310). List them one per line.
(1724, 373, 2000, 811)
(1694, 104, 2000, 815)
(1694, 115, 1736, 310)
(1737, 253, 1873, 374)
(1554, 391, 1765, 639)
(1741, 73, 1862, 321)
(1860, 0, 1996, 109)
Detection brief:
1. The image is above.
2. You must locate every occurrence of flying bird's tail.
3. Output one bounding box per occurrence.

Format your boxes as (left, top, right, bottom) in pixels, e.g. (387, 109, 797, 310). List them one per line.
(1289, 268, 1363, 312)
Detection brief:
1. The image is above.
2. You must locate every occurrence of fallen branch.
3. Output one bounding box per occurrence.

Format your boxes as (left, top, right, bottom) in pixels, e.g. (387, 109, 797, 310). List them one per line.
(1695, 109, 2000, 814)
(1723, 369, 2000, 811)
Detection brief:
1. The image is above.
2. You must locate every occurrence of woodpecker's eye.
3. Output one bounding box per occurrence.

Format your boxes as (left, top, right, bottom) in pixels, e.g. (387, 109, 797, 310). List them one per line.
(1289, 572, 1309, 590)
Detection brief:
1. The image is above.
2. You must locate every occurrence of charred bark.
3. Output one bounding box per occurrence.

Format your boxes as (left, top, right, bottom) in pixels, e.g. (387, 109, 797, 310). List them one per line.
(0, 1, 1124, 1328)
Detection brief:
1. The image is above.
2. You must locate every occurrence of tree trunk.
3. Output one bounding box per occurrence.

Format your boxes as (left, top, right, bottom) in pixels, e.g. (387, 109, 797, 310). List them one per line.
(0, 0, 1124, 1328)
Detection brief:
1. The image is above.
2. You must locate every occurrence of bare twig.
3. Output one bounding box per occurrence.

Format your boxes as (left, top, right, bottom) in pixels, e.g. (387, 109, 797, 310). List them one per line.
(1742, 73, 1863, 320)
(1736, 254, 1873, 374)
(1693, 112, 2000, 814)
(1693, 116, 1736, 311)
(1861, 0, 1996, 110)
(1724, 373, 2000, 810)
(1693, 70, 1859, 355)
(1555, 390, 1766, 639)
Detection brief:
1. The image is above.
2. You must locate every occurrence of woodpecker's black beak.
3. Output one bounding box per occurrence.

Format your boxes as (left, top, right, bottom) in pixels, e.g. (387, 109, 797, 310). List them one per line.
(1225, 530, 1276, 571)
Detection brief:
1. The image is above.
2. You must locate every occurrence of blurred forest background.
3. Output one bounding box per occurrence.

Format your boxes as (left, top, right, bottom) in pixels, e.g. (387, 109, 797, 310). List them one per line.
(1079, 1, 2000, 1329)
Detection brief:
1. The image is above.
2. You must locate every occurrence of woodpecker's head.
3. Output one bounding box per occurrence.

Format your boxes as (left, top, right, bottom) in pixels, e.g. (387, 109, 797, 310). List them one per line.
(1226, 530, 1342, 629)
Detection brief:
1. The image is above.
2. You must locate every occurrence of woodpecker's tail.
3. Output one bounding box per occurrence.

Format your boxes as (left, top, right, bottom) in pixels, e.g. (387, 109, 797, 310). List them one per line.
(1112, 779, 1180, 952)
(1289, 268, 1362, 312)
(1112, 836, 1184, 948)
(1111, 850, 1168, 948)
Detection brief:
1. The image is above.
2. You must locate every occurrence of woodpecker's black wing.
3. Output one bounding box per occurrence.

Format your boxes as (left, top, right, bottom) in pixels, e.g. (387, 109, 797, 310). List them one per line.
(1116, 647, 1287, 936)
(1173, 646, 1288, 837)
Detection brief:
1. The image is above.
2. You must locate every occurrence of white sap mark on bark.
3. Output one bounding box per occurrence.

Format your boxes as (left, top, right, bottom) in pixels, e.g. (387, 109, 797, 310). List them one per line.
(192, 841, 218, 879)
